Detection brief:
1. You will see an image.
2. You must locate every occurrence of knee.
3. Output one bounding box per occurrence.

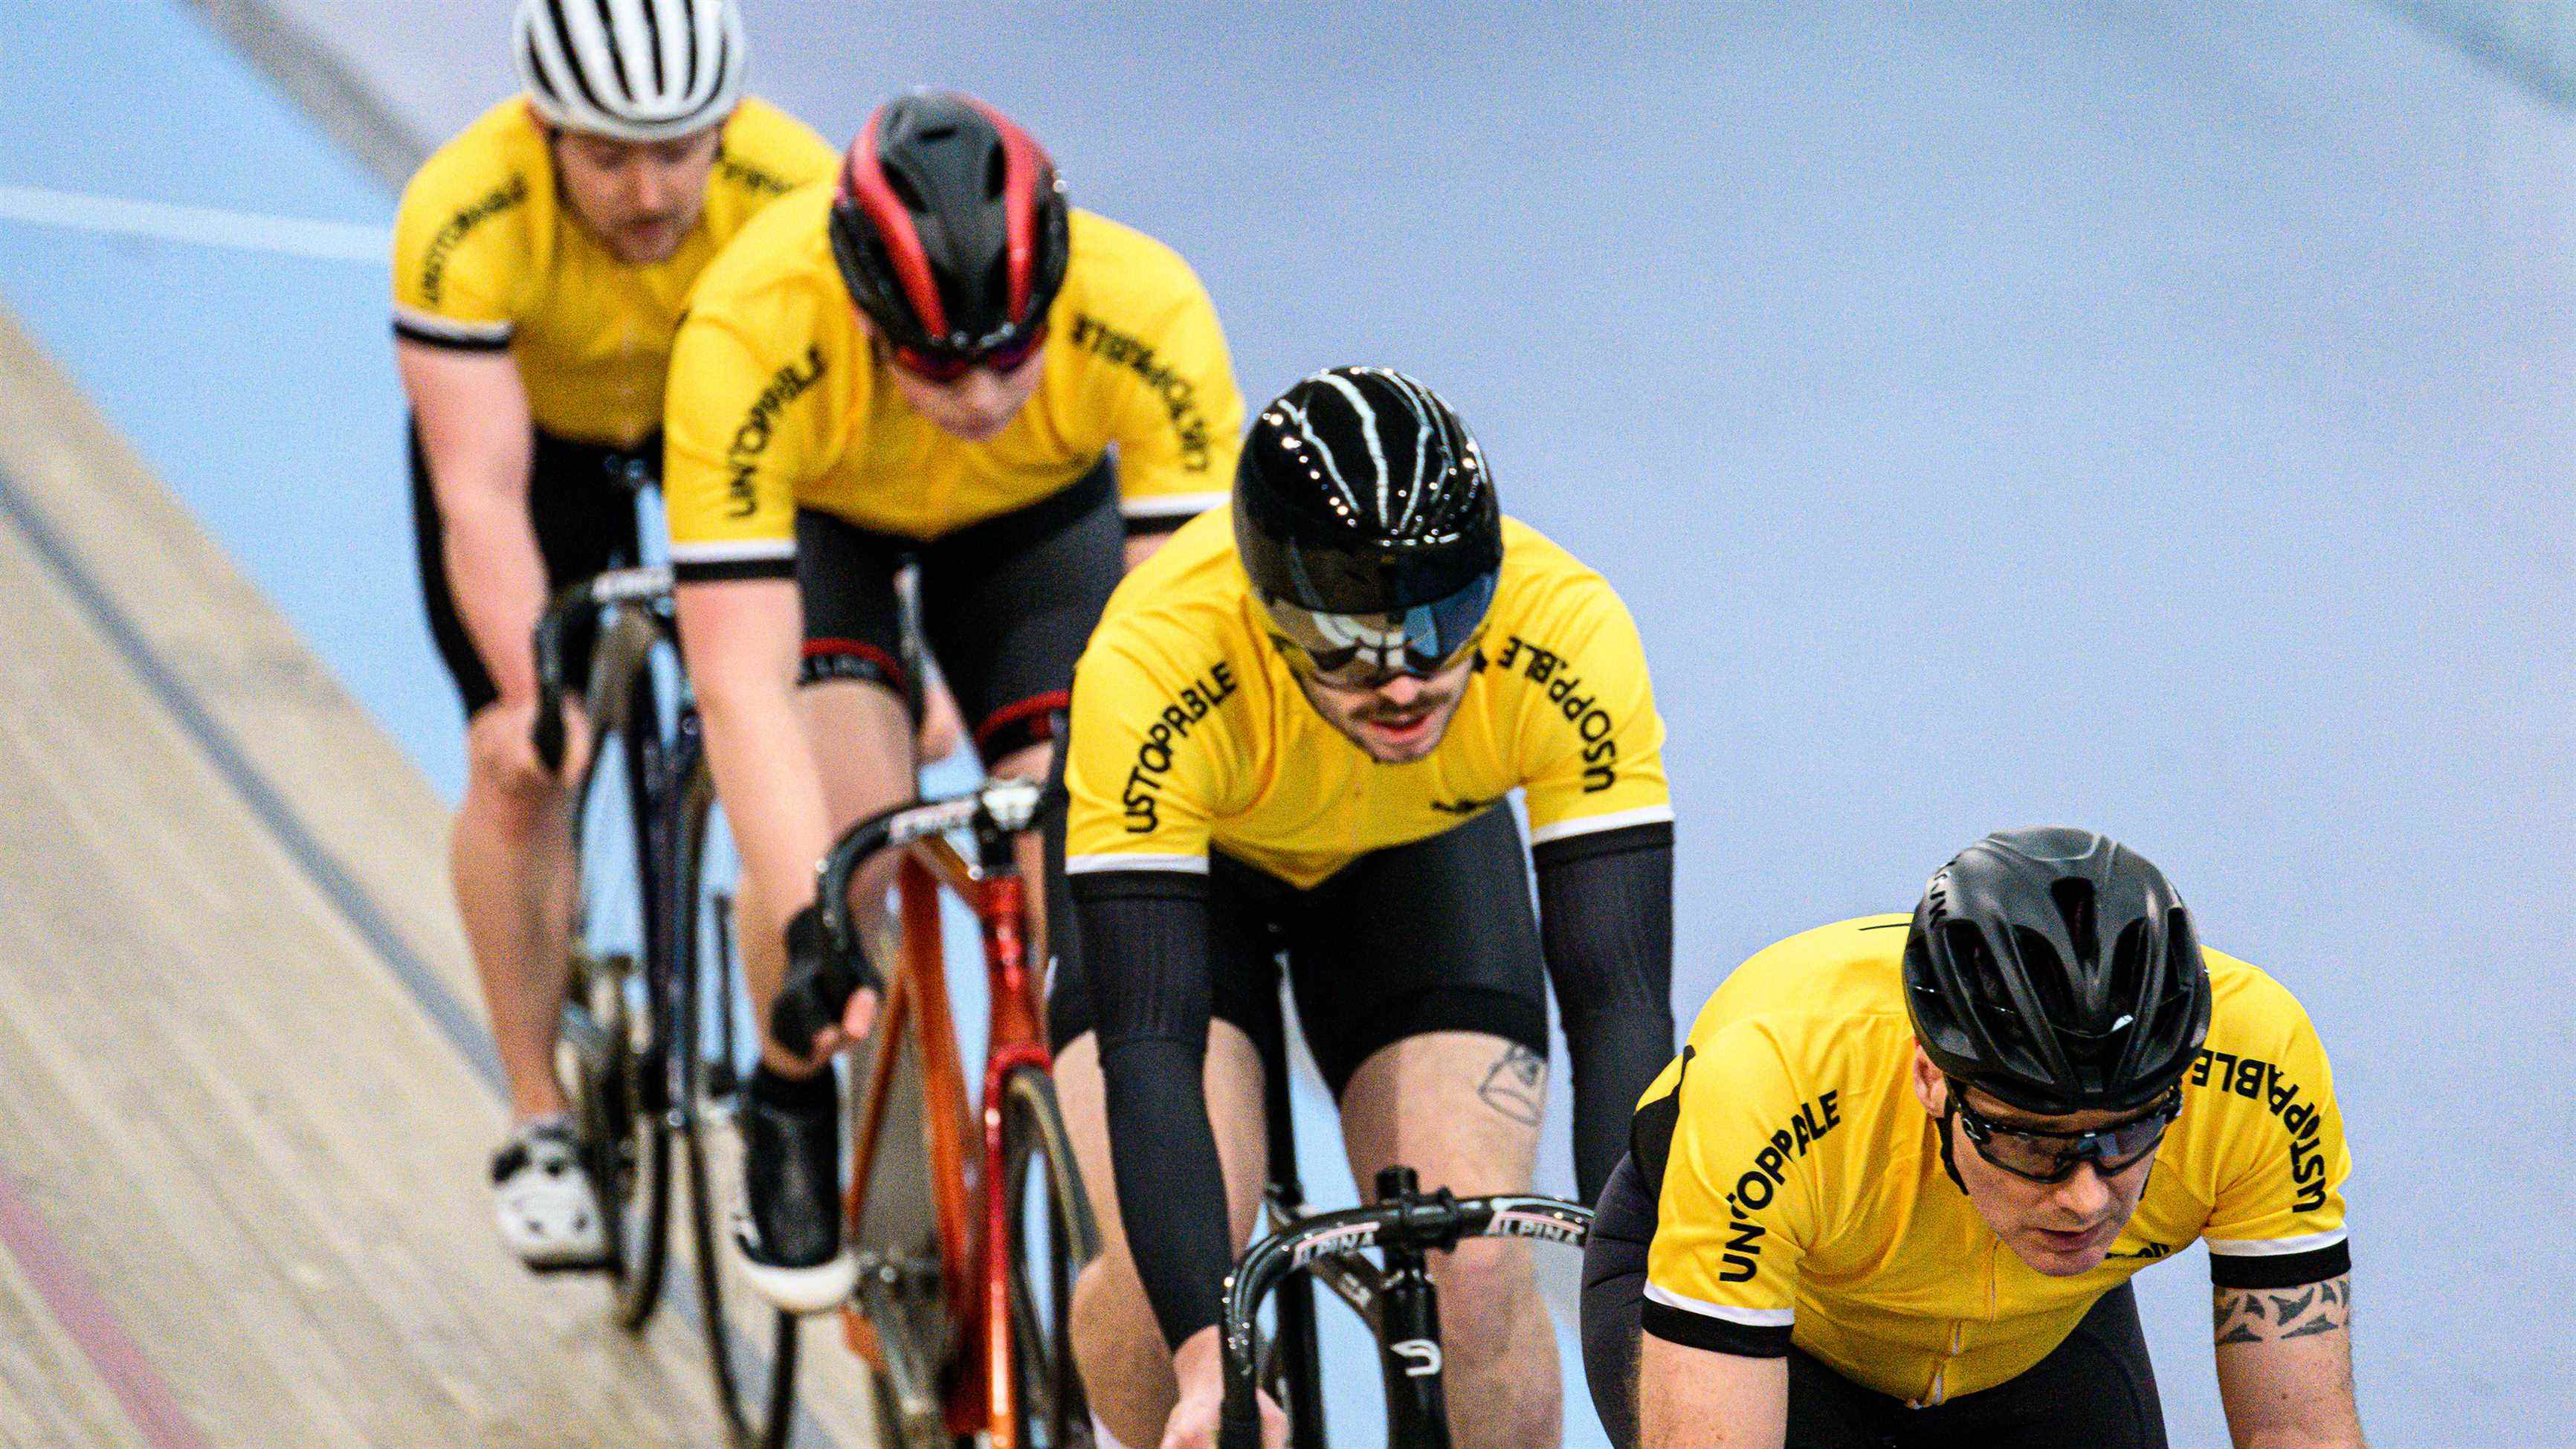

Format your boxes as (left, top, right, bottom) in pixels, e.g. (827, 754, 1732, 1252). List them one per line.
(990, 738, 1054, 784)
(462, 721, 562, 823)
(1433, 1237, 1541, 1348)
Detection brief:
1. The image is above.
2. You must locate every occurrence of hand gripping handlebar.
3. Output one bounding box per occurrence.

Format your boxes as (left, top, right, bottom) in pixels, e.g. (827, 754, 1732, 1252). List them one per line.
(529, 565, 674, 773)
(766, 778, 1049, 1056)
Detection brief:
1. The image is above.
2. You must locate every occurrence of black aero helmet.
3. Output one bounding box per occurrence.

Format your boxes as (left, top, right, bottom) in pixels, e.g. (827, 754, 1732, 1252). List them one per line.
(1904, 827, 2212, 1116)
(1233, 367, 1503, 684)
(828, 91, 1071, 371)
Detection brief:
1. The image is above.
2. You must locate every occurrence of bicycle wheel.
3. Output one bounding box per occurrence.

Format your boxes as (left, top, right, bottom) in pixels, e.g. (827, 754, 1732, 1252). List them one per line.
(674, 761, 801, 1449)
(560, 691, 673, 1323)
(1000, 1065, 1100, 1449)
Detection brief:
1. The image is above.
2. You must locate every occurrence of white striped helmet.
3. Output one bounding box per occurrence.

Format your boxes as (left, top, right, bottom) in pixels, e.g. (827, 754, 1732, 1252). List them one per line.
(514, 0, 746, 143)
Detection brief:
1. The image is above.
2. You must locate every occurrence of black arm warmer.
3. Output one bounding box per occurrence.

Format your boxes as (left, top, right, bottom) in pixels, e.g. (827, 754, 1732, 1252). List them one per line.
(1070, 869, 1236, 1349)
(1531, 822, 1676, 1206)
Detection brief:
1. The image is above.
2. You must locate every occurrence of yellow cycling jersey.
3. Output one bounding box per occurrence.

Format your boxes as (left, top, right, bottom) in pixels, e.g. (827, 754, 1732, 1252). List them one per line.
(661, 188, 1245, 564)
(1062, 511, 1673, 889)
(1637, 915, 2352, 1405)
(390, 95, 834, 447)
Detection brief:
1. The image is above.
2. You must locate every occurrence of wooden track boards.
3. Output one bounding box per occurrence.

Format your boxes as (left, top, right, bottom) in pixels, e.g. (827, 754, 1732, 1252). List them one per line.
(0, 309, 879, 1446)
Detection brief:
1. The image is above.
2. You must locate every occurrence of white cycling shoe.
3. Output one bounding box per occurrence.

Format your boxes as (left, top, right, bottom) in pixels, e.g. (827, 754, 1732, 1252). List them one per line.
(491, 1120, 610, 1271)
(729, 1205, 861, 1314)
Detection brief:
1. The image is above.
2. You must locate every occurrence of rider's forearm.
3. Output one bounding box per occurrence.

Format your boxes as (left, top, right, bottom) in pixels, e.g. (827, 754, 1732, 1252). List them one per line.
(437, 484, 549, 702)
(1533, 822, 1676, 1204)
(1073, 871, 1237, 1349)
(677, 581, 833, 990)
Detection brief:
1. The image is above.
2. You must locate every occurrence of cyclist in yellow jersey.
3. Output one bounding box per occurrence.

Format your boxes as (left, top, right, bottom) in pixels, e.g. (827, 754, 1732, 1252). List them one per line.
(665, 91, 1245, 1311)
(388, 0, 832, 1269)
(1042, 369, 1678, 1449)
(1581, 829, 2363, 1449)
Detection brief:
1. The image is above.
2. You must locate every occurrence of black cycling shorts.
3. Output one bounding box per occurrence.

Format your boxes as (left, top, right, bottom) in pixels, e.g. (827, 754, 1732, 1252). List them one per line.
(1047, 804, 1552, 1097)
(795, 457, 1123, 767)
(410, 422, 649, 719)
(1578, 1153, 2168, 1449)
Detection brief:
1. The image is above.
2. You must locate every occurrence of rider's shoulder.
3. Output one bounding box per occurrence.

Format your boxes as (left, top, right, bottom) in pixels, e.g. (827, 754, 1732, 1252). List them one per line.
(708, 97, 837, 198)
(682, 184, 840, 322)
(1056, 210, 1214, 324)
(2198, 948, 2328, 1059)
(1085, 512, 1257, 658)
(1485, 517, 1642, 642)
(398, 97, 548, 236)
(1680, 915, 1915, 1062)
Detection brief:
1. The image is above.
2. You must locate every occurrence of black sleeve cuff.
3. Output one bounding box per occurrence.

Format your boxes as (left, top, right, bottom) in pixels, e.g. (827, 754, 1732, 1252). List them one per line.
(1530, 819, 1674, 869)
(672, 557, 797, 584)
(391, 317, 513, 352)
(2209, 1239, 2351, 1291)
(1640, 1301, 1792, 1358)
(1068, 868, 1209, 905)
(1122, 511, 1191, 539)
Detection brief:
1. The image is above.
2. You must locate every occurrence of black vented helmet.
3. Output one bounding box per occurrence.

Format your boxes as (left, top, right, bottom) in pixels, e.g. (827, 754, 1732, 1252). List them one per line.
(1233, 368, 1504, 682)
(1903, 827, 2212, 1116)
(828, 90, 1071, 365)
(1234, 367, 1500, 613)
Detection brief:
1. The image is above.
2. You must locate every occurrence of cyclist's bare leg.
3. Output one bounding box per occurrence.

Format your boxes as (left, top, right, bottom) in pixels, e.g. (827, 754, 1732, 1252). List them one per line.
(1056, 1022, 1268, 1449)
(452, 700, 578, 1123)
(740, 677, 914, 1078)
(1339, 1030, 1557, 1449)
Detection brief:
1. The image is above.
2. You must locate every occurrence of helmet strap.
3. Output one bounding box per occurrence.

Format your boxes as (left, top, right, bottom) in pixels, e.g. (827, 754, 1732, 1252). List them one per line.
(1935, 1097, 1968, 1195)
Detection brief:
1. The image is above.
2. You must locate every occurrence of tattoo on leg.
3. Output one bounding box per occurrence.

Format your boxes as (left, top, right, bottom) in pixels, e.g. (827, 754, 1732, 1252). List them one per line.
(1477, 1043, 1546, 1126)
(2213, 1274, 2349, 1346)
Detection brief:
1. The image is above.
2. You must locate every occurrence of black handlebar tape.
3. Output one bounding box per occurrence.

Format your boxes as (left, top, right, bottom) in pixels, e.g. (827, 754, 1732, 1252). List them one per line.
(1216, 1392, 1264, 1449)
(532, 687, 566, 775)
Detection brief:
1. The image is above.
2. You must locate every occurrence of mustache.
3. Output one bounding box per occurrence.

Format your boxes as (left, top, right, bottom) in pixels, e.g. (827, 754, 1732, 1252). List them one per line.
(1355, 694, 1450, 724)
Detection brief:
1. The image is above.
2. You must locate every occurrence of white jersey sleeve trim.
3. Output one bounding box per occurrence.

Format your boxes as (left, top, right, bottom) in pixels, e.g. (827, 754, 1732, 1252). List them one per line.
(1527, 803, 1675, 847)
(393, 305, 514, 345)
(2205, 1228, 2349, 1257)
(1642, 1282, 1793, 1328)
(1120, 491, 1228, 520)
(670, 538, 798, 564)
(1065, 852, 1210, 876)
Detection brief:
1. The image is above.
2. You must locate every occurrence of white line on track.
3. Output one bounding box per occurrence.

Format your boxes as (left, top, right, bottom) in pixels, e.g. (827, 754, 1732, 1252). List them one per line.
(0, 184, 387, 262)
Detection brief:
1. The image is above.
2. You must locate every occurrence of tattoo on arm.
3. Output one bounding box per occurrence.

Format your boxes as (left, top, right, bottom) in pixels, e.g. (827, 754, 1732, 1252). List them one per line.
(2212, 1274, 2349, 1346)
(1477, 1043, 1546, 1126)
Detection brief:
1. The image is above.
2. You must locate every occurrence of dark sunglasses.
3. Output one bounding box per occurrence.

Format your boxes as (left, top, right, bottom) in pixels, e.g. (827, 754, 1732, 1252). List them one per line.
(1948, 1085, 2181, 1184)
(888, 323, 1048, 384)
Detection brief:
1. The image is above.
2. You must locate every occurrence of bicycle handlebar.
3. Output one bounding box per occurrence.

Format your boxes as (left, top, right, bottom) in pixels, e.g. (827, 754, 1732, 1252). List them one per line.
(1215, 1190, 1593, 1449)
(529, 565, 675, 773)
(766, 778, 1050, 1055)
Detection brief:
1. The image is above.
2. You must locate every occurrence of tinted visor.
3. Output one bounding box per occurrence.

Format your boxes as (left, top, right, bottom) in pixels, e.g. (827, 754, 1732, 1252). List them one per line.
(1257, 572, 1497, 688)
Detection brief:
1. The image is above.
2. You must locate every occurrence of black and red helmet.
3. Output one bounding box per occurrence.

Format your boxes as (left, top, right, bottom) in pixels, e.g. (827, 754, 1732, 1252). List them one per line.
(828, 91, 1071, 374)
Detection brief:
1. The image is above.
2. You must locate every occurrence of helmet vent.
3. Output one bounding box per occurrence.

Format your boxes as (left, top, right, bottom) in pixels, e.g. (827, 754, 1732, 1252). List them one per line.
(984, 146, 1007, 199)
(1942, 922, 2019, 1027)
(2008, 927, 2076, 1022)
(2047, 877, 2098, 971)
(2108, 919, 2151, 1014)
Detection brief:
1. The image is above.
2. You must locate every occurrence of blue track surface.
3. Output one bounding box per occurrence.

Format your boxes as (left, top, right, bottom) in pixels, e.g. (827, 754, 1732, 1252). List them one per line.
(5, 2, 2572, 1445)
